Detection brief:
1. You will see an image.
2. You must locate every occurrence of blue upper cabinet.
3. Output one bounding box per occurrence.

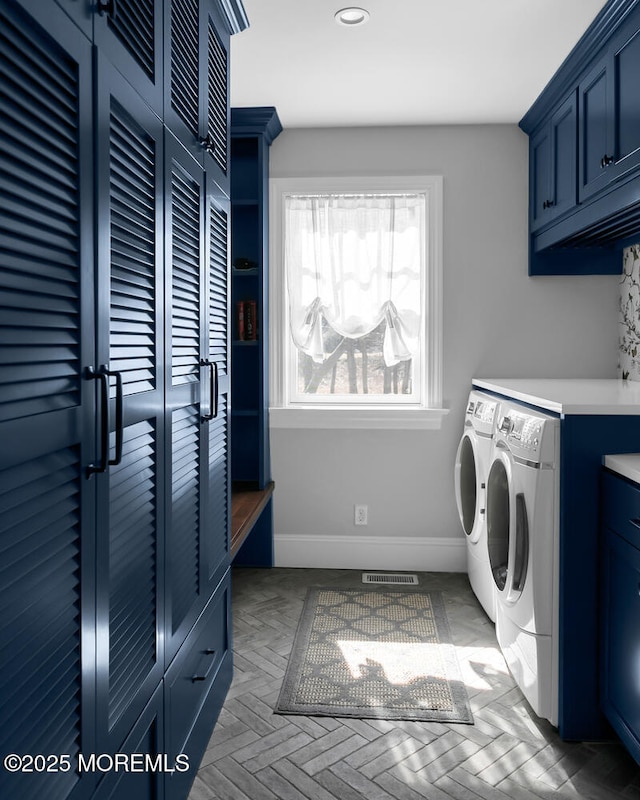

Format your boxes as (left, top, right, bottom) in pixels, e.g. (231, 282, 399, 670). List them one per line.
(164, 0, 203, 165)
(603, 23, 640, 183)
(165, 0, 247, 196)
(579, 22, 640, 203)
(530, 93, 577, 231)
(521, 0, 640, 275)
(578, 56, 611, 202)
(94, 0, 164, 117)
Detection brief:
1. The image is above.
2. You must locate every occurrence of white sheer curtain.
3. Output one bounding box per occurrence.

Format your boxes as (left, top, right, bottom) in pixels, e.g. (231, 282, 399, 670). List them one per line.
(284, 192, 424, 368)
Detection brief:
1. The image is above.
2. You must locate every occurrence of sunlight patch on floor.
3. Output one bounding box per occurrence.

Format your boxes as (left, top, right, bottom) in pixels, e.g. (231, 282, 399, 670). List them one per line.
(336, 639, 448, 685)
(452, 644, 510, 691)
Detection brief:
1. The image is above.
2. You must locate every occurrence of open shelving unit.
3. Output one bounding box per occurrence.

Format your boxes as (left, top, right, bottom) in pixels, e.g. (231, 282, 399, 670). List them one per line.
(230, 106, 282, 565)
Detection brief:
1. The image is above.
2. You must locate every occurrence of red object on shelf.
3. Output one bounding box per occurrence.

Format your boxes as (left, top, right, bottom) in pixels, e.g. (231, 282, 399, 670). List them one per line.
(244, 300, 257, 340)
(236, 301, 245, 340)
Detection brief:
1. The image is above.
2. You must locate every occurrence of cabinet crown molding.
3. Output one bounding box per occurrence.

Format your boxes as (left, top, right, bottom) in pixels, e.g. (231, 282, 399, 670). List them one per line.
(231, 106, 283, 144)
(218, 0, 249, 34)
(520, 0, 640, 134)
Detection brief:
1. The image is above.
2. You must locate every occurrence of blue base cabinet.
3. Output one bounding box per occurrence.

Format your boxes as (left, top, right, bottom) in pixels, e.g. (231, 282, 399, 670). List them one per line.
(601, 470, 640, 765)
(0, 0, 247, 798)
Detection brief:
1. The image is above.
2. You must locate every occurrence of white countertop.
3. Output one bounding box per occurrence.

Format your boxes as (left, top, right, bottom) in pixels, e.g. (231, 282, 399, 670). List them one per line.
(472, 378, 640, 416)
(604, 453, 640, 484)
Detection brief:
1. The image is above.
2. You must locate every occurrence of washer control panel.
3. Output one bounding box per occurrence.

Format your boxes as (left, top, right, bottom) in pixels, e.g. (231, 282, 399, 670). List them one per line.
(498, 410, 550, 461)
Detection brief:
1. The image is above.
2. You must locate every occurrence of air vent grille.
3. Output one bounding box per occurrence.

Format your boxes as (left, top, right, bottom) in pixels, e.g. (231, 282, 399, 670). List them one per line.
(362, 573, 419, 585)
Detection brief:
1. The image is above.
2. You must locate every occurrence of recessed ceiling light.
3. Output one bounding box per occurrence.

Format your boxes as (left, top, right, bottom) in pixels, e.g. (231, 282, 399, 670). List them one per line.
(335, 7, 370, 26)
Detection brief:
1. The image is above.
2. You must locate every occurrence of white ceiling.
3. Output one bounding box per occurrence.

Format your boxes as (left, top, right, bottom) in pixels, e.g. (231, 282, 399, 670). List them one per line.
(230, 0, 609, 129)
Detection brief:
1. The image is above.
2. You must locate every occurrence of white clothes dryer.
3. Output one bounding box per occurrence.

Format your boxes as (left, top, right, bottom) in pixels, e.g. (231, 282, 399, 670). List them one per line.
(486, 402, 560, 725)
(454, 390, 501, 621)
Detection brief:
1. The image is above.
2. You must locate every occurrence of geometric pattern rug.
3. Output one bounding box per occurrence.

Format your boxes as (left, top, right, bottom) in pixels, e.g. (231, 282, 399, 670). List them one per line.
(275, 588, 474, 724)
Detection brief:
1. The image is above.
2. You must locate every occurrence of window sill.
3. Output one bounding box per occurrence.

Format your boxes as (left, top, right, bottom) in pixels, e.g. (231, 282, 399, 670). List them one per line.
(269, 406, 449, 430)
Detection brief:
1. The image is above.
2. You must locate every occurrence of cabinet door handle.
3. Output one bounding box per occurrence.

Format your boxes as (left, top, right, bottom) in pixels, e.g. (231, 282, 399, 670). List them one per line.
(86, 366, 109, 477)
(96, 0, 117, 19)
(199, 134, 215, 156)
(212, 361, 219, 419)
(200, 359, 217, 422)
(107, 368, 124, 467)
(542, 199, 554, 210)
(191, 649, 217, 682)
(601, 154, 615, 168)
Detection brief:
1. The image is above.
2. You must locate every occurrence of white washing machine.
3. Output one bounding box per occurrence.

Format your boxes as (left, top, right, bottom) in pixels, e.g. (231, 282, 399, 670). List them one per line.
(454, 390, 501, 621)
(486, 402, 560, 725)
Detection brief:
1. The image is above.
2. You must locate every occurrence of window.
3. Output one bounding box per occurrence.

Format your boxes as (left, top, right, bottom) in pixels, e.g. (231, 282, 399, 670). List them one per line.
(269, 176, 445, 429)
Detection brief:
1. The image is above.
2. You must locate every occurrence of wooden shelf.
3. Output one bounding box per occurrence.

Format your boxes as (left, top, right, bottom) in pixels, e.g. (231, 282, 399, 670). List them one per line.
(231, 481, 275, 558)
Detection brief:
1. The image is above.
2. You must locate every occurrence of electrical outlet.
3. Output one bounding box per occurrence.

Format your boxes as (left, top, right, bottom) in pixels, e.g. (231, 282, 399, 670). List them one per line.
(354, 504, 368, 526)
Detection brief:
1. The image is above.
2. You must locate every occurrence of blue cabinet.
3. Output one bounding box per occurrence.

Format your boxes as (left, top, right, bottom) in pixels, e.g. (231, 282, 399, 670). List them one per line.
(0, 0, 245, 797)
(521, 0, 640, 275)
(0, 2, 96, 798)
(578, 20, 640, 204)
(601, 470, 640, 765)
(164, 0, 239, 196)
(163, 132, 231, 664)
(611, 23, 640, 180)
(94, 52, 167, 757)
(530, 93, 578, 230)
(94, 0, 164, 117)
(578, 56, 611, 202)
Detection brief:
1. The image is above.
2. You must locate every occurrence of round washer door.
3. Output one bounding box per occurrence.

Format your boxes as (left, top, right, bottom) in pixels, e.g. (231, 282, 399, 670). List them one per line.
(454, 430, 488, 542)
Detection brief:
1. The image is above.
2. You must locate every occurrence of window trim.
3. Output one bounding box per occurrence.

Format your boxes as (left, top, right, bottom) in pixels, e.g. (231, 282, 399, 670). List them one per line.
(269, 175, 446, 430)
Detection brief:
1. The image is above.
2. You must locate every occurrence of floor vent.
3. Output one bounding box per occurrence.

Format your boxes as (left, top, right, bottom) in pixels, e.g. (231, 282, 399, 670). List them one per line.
(362, 572, 419, 585)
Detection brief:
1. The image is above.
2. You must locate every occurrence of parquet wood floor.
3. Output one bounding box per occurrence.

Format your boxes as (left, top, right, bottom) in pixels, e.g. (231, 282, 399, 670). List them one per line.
(188, 568, 640, 800)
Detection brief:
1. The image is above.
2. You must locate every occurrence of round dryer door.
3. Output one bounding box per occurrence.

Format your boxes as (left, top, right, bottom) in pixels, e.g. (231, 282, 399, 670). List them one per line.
(486, 457, 510, 591)
(454, 432, 482, 540)
(486, 453, 529, 600)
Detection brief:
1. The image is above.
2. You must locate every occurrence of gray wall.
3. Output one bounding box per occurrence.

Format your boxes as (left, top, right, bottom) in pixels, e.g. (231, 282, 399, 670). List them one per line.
(268, 124, 619, 569)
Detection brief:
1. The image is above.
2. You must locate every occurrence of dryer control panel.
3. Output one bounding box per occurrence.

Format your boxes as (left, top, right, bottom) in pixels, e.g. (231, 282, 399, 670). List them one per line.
(466, 391, 500, 437)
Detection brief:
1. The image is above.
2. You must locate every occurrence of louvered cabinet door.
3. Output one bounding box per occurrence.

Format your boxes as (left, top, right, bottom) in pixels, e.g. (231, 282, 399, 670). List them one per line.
(0, 1, 96, 798)
(164, 135, 209, 664)
(93, 0, 163, 117)
(94, 54, 166, 755)
(202, 0, 231, 195)
(165, 0, 201, 165)
(204, 185, 230, 581)
(165, 0, 231, 195)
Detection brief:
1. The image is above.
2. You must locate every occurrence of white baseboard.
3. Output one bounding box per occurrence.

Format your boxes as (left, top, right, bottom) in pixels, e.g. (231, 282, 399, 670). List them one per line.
(274, 534, 467, 572)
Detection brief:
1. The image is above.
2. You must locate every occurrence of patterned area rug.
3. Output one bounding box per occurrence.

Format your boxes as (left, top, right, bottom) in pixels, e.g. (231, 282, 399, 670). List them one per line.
(275, 588, 473, 723)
